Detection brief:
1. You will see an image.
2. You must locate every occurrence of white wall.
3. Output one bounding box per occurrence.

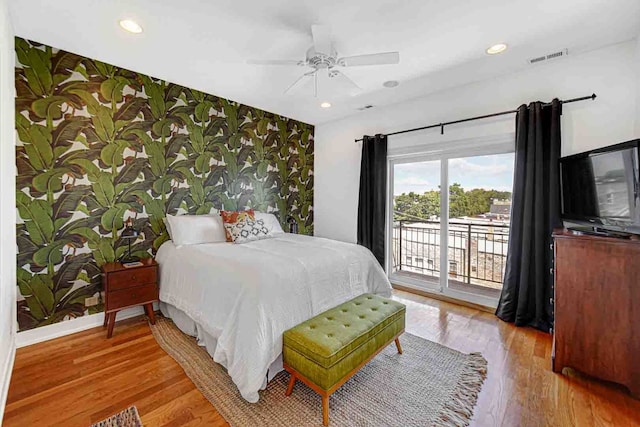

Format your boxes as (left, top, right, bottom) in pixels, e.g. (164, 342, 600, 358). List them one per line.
(0, 0, 16, 420)
(315, 40, 639, 243)
(636, 36, 640, 135)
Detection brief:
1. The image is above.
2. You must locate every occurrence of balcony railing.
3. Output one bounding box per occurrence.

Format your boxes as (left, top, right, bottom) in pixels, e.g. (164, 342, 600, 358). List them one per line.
(392, 220, 510, 290)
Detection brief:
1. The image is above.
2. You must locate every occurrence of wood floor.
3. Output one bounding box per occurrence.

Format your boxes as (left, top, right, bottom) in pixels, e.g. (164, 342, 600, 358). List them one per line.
(4, 290, 640, 426)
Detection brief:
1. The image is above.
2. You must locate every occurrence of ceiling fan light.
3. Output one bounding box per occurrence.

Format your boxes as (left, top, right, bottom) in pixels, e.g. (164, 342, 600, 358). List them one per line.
(320, 102, 332, 109)
(486, 43, 507, 55)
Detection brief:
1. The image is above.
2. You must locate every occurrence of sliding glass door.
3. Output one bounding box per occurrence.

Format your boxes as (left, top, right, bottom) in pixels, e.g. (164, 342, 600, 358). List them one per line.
(389, 146, 514, 306)
(445, 153, 514, 301)
(390, 159, 442, 289)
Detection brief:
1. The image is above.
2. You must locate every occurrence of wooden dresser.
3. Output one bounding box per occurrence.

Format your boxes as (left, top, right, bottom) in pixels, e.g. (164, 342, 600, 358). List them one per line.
(101, 258, 159, 338)
(552, 229, 640, 397)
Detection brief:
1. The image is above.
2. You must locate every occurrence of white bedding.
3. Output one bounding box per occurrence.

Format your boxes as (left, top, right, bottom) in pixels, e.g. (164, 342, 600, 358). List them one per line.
(155, 233, 392, 403)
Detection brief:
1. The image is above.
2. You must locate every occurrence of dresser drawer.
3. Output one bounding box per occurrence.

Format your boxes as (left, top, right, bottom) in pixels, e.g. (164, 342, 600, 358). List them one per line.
(106, 284, 158, 311)
(107, 266, 157, 291)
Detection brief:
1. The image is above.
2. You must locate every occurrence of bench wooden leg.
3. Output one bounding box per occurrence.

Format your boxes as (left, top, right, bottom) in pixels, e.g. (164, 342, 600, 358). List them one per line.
(322, 394, 329, 426)
(285, 373, 296, 396)
(395, 337, 403, 354)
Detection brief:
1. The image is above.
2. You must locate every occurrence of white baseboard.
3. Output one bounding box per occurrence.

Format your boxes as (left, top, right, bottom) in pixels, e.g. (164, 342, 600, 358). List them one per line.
(0, 338, 16, 425)
(16, 306, 148, 348)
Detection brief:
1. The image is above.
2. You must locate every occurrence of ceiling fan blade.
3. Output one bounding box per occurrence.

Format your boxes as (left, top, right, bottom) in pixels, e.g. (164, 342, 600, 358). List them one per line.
(311, 24, 332, 55)
(339, 52, 400, 67)
(328, 70, 361, 93)
(247, 59, 304, 66)
(284, 71, 316, 95)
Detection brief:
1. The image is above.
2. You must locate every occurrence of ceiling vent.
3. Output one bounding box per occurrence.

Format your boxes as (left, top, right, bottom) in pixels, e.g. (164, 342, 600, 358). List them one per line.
(357, 105, 374, 111)
(529, 49, 568, 65)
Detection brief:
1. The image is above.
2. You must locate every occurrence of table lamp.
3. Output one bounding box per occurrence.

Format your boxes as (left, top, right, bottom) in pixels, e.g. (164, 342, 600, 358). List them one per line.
(120, 219, 139, 263)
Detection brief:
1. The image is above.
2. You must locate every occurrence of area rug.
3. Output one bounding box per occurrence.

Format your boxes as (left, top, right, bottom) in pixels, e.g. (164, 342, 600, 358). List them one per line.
(150, 317, 487, 427)
(90, 406, 143, 427)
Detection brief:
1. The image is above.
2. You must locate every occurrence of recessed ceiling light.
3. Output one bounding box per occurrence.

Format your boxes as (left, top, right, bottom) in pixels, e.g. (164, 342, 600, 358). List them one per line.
(486, 43, 507, 55)
(119, 19, 143, 34)
(320, 102, 332, 108)
(383, 80, 399, 88)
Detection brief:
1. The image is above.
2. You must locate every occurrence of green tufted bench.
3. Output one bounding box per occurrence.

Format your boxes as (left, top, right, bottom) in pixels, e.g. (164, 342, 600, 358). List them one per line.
(283, 293, 406, 426)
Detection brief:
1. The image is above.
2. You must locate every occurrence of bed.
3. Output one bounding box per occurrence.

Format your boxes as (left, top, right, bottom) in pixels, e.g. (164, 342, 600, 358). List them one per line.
(155, 232, 392, 403)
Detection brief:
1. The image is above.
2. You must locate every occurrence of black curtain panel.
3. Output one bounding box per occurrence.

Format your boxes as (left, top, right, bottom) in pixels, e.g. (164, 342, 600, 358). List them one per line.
(357, 134, 388, 267)
(496, 99, 563, 332)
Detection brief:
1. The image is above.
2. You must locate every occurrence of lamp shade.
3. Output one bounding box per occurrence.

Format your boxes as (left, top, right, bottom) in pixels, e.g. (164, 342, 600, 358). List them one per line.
(120, 226, 138, 239)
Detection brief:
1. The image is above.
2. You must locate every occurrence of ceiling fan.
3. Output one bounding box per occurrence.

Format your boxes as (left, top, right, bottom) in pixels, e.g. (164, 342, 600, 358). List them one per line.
(248, 25, 400, 97)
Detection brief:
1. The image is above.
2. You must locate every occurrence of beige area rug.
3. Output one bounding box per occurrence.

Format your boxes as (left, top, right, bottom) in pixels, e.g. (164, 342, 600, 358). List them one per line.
(90, 406, 143, 427)
(150, 316, 487, 427)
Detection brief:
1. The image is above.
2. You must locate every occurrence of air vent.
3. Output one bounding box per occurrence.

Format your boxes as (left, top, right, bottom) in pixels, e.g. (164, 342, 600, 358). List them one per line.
(357, 105, 374, 111)
(528, 49, 568, 65)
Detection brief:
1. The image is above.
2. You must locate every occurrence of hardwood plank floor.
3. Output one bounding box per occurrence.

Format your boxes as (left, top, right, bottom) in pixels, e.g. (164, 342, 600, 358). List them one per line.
(4, 290, 640, 426)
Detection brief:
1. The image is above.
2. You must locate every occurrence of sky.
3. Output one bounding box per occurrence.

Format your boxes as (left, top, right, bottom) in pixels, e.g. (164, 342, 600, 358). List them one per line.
(394, 153, 515, 195)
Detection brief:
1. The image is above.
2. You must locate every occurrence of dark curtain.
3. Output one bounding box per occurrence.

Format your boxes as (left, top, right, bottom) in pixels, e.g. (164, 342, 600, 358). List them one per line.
(496, 99, 563, 332)
(357, 134, 388, 267)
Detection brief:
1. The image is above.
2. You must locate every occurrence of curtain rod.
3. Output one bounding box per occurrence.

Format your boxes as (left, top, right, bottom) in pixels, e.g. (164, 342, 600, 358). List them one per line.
(354, 93, 597, 143)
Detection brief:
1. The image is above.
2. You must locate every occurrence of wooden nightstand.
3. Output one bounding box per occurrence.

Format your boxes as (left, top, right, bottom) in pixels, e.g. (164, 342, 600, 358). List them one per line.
(101, 258, 159, 338)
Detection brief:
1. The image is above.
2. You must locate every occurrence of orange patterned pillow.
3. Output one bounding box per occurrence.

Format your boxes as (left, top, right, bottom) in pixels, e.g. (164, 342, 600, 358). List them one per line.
(220, 209, 255, 241)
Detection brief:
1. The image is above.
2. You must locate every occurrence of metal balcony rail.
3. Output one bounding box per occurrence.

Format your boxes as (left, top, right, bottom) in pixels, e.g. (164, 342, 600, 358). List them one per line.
(392, 219, 509, 288)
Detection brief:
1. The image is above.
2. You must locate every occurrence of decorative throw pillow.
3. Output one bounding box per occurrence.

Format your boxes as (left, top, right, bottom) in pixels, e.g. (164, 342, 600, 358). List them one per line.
(254, 212, 285, 235)
(224, 218, 272, 244)
(220, 209, 255, 241)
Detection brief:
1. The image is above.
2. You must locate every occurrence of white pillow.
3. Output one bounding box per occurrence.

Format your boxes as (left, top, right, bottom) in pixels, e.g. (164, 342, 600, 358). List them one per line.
(254, 212, 285, 234)
(162, 218, 173, 240)
(165, 214, 227, 246)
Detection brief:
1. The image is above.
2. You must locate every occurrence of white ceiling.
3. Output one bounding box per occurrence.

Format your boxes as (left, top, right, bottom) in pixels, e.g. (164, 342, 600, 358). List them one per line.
(9, 0, 640, 125)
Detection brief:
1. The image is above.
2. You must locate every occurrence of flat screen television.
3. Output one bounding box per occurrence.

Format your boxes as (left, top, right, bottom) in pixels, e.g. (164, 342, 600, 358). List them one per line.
(559, 139, 640, 236)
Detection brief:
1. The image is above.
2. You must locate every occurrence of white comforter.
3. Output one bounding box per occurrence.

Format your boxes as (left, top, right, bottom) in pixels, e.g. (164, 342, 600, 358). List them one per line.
(155, 233, 392, 402)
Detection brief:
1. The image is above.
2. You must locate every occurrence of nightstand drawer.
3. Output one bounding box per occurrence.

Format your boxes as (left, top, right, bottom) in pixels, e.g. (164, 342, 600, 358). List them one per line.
(106, 284, 158, 311)
(108, 267, 157, 291)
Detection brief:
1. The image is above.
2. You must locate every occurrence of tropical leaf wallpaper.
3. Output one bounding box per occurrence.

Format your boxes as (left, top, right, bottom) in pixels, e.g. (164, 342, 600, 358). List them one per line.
(15, 37, 314, 331)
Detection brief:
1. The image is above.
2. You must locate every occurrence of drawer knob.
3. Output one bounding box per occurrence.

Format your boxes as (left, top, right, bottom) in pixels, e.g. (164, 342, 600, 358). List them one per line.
(132, 293, 137, 298)
(131, 275, 137, 280)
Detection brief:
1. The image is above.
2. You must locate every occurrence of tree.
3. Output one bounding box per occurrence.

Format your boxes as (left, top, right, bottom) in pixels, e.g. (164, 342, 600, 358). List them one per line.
(449, 183, 468, 219)
(394, 183, 511, 221)
(394, 190, 440, 220)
